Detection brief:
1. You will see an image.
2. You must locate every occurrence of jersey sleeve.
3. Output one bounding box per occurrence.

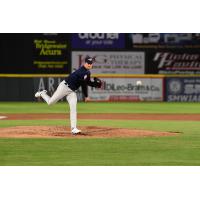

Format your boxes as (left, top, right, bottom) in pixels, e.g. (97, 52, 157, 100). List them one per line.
(80, 72, 97, 98)
(79, 72, 90, 98)
(81, 83, 88, 98)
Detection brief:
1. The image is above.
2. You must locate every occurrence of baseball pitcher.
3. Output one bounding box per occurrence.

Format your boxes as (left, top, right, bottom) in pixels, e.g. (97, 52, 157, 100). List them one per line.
(35, 56, 102, 135)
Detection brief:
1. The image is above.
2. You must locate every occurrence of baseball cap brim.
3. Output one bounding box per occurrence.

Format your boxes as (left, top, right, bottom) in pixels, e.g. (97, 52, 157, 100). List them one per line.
(85, 57, 93, 64)
(86, 60, 93, 64)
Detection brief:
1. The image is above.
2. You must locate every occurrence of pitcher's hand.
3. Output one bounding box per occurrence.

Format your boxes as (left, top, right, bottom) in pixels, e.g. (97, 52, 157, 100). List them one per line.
(85, 97, 91, 102)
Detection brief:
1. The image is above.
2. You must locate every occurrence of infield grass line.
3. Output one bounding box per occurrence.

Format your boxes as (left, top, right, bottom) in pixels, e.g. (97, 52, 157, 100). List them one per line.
(1, 102, 200, 113)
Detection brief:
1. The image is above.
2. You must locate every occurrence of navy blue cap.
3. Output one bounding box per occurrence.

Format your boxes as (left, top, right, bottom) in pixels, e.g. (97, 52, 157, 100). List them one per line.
(85, 56, 93, 64)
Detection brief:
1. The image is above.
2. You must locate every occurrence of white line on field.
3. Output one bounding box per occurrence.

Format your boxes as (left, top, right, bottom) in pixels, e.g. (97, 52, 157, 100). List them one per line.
(0, 116, 7, 119)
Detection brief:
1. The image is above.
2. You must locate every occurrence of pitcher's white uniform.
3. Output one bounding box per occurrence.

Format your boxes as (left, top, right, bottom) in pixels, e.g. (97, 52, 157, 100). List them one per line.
(35, 56, 101, 135)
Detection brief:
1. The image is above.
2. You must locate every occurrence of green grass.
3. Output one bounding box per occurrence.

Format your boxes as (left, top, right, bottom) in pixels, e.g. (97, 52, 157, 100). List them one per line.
(1, 102, 200, 165)
(1, 101, 200, 113)
(1, 135, 200, 166)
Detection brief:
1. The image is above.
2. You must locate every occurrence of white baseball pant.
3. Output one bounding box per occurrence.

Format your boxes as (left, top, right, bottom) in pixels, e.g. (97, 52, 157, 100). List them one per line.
(40, 80, 77, 130)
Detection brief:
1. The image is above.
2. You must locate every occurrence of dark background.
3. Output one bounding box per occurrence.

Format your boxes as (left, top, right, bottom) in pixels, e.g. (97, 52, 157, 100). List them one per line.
(0, 33, 70, 74)
(1, 33, 200, 74)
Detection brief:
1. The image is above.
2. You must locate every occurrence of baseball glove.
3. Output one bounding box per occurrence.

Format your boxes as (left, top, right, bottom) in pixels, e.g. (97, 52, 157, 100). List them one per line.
(93, 77, 102, 88)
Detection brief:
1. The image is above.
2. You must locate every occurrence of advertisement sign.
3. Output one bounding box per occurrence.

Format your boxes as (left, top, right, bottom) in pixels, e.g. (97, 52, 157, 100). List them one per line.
(72, 51, 145, 74)
(166, 77, 200, 102)
(127, 33, 200, 49)
(0, 77, 162, 102)
(72, 33, 125, 49)
(0, 33, 70, 74)
(88, 78, 163, 101)
(148, 51, 200, 74)
(33, 34, 70, 72)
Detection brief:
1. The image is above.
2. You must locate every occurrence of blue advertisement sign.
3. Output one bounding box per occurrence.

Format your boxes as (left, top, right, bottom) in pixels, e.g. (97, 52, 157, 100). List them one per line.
(166, 77, 200, 102)
(72, 33, 125, 49)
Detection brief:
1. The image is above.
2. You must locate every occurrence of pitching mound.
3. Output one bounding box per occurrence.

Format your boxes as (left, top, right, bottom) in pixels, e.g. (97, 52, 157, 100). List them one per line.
(0, 126, 178, 138)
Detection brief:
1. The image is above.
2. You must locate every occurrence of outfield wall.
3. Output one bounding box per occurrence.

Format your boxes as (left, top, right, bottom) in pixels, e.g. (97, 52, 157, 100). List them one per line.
(0, 74, 163, 102)
(1, 74, 200, 102)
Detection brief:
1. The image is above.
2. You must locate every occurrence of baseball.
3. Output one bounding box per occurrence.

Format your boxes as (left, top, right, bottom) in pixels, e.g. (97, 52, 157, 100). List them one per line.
(136, 80, 142, 86)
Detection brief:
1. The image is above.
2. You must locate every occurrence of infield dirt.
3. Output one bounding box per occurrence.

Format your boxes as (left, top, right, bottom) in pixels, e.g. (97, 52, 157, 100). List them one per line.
(0, 125, 177, 138)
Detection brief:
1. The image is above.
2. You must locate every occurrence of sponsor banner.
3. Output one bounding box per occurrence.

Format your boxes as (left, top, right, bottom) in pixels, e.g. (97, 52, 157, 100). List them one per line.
(0, 33, 70, 74)
(72, 51, 145, 74)
(72, 33, 125, 49)
(127, 33, 200, 49)
(33, 33, 70, 72)
(166, 77, 200, 102)
(148, 51, 200, 74)
(88, 78, 163, 101)
(0, 77, 162, 102)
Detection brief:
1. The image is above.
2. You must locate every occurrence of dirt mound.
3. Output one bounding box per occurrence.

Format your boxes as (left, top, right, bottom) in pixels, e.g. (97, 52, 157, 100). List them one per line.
(0, 126, 178, 138)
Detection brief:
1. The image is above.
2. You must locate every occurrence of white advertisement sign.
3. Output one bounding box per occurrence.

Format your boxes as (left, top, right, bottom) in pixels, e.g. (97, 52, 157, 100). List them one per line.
(72, 51, 145, 74)
(88, 78, 163, 101)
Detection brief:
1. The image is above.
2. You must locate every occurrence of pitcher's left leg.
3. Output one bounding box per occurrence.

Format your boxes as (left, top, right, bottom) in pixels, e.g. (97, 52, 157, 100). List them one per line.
(66, 92, 81, 134)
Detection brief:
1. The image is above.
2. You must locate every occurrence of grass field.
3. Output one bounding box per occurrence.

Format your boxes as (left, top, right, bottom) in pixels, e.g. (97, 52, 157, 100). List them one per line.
(1, 102, 200, 166)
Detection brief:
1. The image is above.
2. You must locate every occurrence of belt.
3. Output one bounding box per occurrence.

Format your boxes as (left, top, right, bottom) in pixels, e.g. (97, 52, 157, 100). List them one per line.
(64, 81, 74, 91)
